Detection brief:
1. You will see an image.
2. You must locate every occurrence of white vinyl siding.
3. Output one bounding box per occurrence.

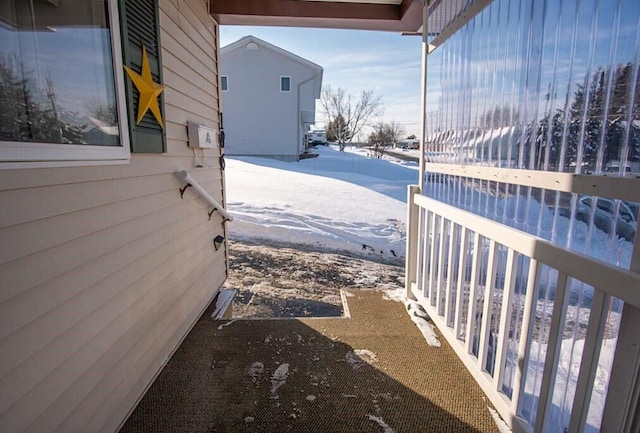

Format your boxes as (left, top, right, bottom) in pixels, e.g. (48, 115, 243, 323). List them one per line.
(0, 1, 226, 432)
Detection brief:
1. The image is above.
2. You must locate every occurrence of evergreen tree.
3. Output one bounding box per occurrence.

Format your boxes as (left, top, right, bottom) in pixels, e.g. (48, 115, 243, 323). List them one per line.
(326, 114, 351, 143)
(0, 56, 85, 144)
(535, 62, 640, 172)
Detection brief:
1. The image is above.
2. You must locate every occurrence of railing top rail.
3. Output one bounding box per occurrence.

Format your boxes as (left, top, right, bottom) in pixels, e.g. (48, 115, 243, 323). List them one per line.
(424, 162, 640, 203)
(414, 193, 640, 307)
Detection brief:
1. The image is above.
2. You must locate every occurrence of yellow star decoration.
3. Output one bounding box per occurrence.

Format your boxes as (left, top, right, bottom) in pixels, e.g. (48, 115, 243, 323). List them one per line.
(124, 45, 165, 129)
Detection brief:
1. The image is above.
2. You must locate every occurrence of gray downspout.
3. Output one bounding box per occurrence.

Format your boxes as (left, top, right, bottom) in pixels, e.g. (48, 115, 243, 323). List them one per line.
(297, 72, 322, 158)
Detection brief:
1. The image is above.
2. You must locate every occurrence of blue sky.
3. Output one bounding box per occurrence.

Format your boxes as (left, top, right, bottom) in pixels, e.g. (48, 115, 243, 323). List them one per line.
(219, 26, 423, 138)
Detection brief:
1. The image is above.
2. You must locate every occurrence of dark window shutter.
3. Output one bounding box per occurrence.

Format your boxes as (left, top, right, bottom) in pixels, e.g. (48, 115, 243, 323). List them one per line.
(119, 0, 166, 153)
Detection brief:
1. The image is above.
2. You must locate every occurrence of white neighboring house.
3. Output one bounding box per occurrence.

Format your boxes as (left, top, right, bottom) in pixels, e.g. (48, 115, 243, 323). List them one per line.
(220, 36, 323, 161)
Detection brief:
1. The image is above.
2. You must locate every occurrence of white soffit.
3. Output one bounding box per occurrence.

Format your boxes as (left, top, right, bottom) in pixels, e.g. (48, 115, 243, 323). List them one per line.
(427, 0, 493, 50)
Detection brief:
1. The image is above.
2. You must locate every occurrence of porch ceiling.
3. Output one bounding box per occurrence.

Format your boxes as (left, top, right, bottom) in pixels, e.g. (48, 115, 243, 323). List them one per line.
(209, 0, 424, 33)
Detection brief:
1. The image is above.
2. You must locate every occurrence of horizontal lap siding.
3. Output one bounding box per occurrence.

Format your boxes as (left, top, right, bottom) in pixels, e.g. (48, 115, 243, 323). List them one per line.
(0, 1, 225, 432)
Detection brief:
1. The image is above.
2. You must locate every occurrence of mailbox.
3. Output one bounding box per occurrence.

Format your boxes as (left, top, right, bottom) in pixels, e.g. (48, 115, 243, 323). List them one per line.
(187, 122, 218, 149)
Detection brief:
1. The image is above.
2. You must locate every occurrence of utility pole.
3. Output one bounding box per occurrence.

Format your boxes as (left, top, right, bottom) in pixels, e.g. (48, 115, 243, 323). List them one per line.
(46, 73, 63, 142)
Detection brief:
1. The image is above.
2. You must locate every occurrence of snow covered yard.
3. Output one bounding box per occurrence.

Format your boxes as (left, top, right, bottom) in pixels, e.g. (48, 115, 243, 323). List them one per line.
(225, 145, 418, 263)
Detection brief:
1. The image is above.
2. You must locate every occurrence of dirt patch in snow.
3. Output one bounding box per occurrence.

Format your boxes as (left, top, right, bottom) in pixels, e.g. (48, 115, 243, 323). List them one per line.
(224, 240, 405, 319)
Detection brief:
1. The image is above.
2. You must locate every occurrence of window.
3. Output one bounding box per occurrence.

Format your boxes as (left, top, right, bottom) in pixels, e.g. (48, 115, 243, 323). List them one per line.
(221, 76, 228, 92)
(0, 0, 130, 166)
(620, 204, 635, 224)
(280, 76, 291, 92)
(596, 199, 613, 213)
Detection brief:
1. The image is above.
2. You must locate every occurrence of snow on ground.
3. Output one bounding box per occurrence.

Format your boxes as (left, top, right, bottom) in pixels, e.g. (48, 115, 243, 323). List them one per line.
(518, 337, 616, 432)
(367, 415, 395, 433)
(270, 363, 290, 396)
(383, 288, 442, 347)
(225, 145, 418, 262)
(405, 299, 441, 347)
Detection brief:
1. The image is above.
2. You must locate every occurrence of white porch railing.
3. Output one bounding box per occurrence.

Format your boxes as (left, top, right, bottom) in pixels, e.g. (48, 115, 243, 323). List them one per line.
(405, 185, 640, 433)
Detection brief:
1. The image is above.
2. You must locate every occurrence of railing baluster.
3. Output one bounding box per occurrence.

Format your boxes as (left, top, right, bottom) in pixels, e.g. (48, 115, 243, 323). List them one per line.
(478, 240, 498, 371)
(567, 290, 610, 433)
(535, 271, 570, 432)
(415, 209, 424, 294)
(420, 210, 432, 298)
(428, 214, 440, 301)
(406, 186, 422, 299)
(512, 258, 541, 415)
(445, 222, 459, 327)
(435, 216, 447, 309)
(465, 232, 482, 354)
(454, 227, 468, 338)
(493, 249, 518, 390)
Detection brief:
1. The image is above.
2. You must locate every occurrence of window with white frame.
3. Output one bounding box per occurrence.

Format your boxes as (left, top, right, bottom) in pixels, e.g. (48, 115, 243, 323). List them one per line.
(221, 75, 228, 91)
(0, 0, 129, 165)
(280, 76, 291, 92)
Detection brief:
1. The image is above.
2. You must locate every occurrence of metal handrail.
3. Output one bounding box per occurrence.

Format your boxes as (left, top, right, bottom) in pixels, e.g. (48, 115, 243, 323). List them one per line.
(174, 170, 233, 222)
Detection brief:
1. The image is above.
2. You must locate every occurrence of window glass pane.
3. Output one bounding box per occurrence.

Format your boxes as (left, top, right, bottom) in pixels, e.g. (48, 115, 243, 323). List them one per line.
(281, 76, 290, 92)
(0, 0, 120, 146)
(221, 75, 228, 91)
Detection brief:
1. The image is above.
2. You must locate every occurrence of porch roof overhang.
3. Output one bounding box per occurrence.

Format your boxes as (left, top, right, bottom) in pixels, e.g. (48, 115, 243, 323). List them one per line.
(210, 0, 424, 33)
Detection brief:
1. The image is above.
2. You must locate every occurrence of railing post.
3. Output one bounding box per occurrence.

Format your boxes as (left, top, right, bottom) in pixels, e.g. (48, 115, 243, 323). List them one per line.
(600, 305, 640, 433)
(601, 227, 640, 432)
(406, 185, 421, 300)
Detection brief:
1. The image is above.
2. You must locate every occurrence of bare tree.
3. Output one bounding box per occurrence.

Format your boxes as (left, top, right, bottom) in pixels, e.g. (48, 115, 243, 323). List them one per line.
(387, 120, 405, 145)
(368, 121, 405, 158)
(320, 86, 382, 150)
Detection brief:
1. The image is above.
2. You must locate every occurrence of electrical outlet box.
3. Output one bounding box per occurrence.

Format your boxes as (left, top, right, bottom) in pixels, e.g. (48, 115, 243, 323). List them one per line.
(187, 122, 218, 149)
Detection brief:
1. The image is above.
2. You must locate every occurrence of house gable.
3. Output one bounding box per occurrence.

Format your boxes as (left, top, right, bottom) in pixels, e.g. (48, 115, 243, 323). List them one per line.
(221, 35, 323, 98)
(220, 36, 323, 159)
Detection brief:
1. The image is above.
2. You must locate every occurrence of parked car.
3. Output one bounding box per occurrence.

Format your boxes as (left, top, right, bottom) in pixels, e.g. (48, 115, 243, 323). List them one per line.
(604, 165, 632, 176)
(576, 196, 637, 241)
(307, 129, 327, 146)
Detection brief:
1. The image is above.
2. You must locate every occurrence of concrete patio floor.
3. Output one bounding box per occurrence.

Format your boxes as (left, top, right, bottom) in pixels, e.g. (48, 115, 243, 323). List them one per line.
(120, 290, 500, 433)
